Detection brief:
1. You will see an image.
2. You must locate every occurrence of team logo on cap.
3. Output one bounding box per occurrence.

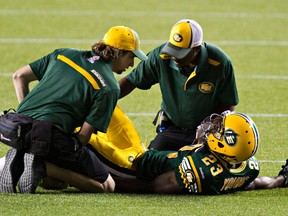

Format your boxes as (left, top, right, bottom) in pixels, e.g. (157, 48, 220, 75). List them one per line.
(198, 82, 214, 93)
(173, 33, 183, 42)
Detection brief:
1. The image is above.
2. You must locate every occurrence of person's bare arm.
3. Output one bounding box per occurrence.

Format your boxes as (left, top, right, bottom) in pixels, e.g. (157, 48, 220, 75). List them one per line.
(13, 65, 38, 103)
(76, 122, 96, 146)
(115, 171, 182, 194)
(246, 175, 285, 190)
(118, 77, 136, 99)
(45, 162, 115, 193)
(152, 171, 182, 194)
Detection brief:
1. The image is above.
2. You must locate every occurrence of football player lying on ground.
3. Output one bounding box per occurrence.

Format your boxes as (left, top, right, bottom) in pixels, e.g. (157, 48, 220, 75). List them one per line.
(0, 106, 287, 194)
(87, 107, 286, 194)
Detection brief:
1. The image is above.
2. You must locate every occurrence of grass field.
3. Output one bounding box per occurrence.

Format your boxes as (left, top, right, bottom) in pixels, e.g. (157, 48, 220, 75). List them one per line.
(0, 0, 287, 215)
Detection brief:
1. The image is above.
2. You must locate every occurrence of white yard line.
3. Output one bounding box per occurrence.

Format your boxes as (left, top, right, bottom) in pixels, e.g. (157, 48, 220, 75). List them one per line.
(1, 9, 287, 19)
(1, 73, 287, 79)
(237, 75, 288, 80)
(125, 113, 288, 117)
(259, 160, 286, 163)
(1, 72, 288, 81)
(0, 38, 288, 46)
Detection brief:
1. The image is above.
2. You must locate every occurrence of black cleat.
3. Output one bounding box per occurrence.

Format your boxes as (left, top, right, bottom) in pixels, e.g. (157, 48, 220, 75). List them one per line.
(18, 153, 45, 194)
(278, 159, 288, 187)
(0, 148, 24, 193)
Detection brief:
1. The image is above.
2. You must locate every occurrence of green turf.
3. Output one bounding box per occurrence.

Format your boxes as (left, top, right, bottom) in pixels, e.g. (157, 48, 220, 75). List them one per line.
(0, 0, 287, 215)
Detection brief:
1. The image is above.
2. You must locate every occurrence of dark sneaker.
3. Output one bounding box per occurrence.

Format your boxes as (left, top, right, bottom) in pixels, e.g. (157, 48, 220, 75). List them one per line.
(278, 159, 288, 187)
(0, 148, 24, 193)
(18, 153, 45, 194)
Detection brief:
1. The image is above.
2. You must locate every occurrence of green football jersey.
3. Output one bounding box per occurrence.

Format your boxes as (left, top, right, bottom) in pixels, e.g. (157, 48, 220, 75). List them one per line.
(127, 43, 239, 130)
(17, 48, 120, 134)
(137, 144, 259, 195)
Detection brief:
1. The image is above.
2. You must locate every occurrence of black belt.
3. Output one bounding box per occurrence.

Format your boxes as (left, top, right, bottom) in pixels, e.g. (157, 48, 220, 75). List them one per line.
(153, 110, 195, 133)
(168, 125, 195, 133)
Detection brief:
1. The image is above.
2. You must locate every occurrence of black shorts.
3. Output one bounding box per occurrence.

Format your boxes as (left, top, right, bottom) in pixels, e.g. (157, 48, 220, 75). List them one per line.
(46, 127, 109, 183)
(148, 126, 196, 151)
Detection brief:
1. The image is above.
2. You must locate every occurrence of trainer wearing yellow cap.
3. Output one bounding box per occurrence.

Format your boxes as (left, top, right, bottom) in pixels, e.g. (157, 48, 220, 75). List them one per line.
(119, 19, 239, 151)
(0, 25, 147, 194)
(103, 26, 148, 61)
(161, 19, 203, 59)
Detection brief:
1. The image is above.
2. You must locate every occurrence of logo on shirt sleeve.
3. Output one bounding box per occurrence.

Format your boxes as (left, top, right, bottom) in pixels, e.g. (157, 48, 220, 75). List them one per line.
(179, 157, 199, 193)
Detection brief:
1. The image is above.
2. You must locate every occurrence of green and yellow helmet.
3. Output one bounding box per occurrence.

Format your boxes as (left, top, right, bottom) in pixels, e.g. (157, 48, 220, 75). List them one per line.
(198, 111, 260, 164)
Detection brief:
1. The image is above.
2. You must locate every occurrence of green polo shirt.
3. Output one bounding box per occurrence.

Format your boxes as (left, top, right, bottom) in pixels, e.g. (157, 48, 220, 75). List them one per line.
(126, 42, 238, 130)
(17, 48, 120, 134)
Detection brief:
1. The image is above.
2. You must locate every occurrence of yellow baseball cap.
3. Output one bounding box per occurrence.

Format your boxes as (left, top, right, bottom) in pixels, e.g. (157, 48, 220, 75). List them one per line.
(103, 26, 148, 61)
(161, 19, 203, 59)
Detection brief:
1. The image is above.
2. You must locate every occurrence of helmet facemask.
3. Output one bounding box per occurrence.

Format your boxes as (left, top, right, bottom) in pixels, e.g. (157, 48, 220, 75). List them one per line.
(196, 111, 229, 143)
(196, 111, 259, 164)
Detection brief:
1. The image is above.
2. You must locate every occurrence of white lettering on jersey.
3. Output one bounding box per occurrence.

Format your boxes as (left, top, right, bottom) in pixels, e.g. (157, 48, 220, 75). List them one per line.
(91, 70, 106, 87)
(220, 176, 250, 191)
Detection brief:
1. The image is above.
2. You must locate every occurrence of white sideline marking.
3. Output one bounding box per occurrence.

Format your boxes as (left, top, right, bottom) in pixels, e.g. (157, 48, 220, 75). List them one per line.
(1, 9, 288, 19)
(237, 75, 288, 80)
(1, 72, 287, 80)
(0, 38, 288, 46)
(0, 73, 14, 77)
(125, 113, 288, 117)
(248, 114, 288, 117)
(259, 160, 286, 163)
(0, 38, 95, 44)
